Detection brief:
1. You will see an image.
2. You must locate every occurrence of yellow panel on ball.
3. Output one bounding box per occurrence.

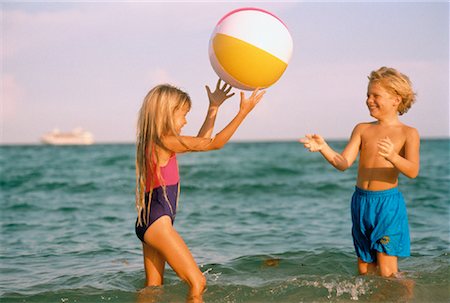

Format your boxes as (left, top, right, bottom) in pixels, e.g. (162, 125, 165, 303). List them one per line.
(209, 7, 293, 90)
(212, 33, 288, 89)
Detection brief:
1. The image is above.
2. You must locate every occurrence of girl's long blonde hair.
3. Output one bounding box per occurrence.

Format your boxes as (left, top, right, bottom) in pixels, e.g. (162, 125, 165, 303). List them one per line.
(135, 84, 191, 227)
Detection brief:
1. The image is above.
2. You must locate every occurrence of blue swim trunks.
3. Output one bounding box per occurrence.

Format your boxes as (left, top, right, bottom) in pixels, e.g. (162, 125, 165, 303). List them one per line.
(351, 187, 410, 263)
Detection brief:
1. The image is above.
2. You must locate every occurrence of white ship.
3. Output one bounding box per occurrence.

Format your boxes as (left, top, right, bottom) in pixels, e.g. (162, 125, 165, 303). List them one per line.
(41, 128, 94, 145)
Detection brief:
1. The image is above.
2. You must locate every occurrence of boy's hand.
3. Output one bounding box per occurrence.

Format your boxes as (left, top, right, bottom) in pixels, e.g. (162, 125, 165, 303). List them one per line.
(239, 88, 265, 115)
(299, 134, 326, 152)
(377, 136, 396, 160)
(205, 79, 235, 108)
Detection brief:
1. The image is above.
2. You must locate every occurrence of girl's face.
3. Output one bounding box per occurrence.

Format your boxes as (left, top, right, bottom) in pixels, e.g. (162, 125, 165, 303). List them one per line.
(172, 103, 190, 135)
(366, 82, 400, 119)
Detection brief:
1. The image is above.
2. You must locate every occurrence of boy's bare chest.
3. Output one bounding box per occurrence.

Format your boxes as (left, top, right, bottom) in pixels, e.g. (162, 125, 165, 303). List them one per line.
(360, 126, 406, 154)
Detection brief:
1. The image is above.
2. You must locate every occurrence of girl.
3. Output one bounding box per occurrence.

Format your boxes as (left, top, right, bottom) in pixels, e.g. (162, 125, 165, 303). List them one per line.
(135, 79, 265, 301)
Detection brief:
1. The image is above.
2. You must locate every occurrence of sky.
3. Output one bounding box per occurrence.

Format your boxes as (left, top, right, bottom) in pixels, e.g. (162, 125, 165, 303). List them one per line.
(1, 0, 449, 144)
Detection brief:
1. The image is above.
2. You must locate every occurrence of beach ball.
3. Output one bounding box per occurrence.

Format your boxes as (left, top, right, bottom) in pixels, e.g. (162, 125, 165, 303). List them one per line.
(209, 7, 293, 90)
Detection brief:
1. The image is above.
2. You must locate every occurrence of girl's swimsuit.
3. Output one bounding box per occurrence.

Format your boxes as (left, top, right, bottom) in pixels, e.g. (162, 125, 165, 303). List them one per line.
(135, 155, 179, 242)
(351, 186, 410, 263)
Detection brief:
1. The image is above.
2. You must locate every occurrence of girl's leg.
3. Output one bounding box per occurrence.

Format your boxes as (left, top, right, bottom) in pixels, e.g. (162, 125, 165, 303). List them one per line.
(142, 242, 165, 286)
(376, 252, 398, 277)
(357, 258, 377, 275)
(144, 216, 206, 300)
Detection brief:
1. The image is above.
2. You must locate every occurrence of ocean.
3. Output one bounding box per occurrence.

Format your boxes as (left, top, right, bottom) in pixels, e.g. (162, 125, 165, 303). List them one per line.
(1, 140, 449, 303)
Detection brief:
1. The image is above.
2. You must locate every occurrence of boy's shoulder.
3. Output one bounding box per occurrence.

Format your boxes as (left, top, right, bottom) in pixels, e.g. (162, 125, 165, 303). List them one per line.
(355, 121, 376, 127)
(354, 121, 418, 131)
(400, 123, 418, 131)
(392, 121, 419, 136)
(353, 121, 376, 132)
(354, 121, 419, 140)
(401, 124, 420, 138)
(349, 122, 376, 139)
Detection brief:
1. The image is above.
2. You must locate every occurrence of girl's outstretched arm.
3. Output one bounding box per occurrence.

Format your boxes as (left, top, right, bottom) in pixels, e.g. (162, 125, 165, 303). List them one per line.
(206, 89, 265, 150)
(197, 79, 235, 138)
(164, 88, 265, 153)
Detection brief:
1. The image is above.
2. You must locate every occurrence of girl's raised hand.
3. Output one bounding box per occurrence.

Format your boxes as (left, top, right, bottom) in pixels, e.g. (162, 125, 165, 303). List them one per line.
(239, 88, 266, 115)
(205, 79, 235, 108)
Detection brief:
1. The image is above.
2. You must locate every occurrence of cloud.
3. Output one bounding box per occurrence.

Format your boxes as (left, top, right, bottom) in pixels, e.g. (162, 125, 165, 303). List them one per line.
(1, 2, 448, 143)
(1, 74, 23, 120)
(3, 7, 85, 59)
(146, 68, 179, 87)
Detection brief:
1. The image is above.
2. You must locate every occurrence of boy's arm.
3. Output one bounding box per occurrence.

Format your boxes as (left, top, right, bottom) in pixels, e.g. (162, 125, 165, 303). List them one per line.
(300, 124, 363, 171)
(197, 79, 235, 138)
(164, 89, 265, 153)
(377, 128, 420, 178)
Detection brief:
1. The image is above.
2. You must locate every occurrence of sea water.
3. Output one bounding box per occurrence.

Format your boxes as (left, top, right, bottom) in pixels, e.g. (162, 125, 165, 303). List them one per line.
(1, 140, 449, 303)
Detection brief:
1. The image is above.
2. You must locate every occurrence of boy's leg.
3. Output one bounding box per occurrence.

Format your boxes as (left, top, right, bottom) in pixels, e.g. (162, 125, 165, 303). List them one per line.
(142, 242, 165, 286)
(144, 216, 206, 300)
(357, 258, 377, 275)
(376, 252, 398, 277)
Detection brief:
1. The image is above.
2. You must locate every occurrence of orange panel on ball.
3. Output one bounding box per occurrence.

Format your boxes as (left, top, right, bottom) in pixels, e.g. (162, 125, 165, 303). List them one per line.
(212, 33, 288, 88)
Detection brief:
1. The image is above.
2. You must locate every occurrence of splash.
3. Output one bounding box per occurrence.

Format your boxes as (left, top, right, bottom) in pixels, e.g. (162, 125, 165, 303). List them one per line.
(203, 267, 223, 282)
(300, 277, 371, 301)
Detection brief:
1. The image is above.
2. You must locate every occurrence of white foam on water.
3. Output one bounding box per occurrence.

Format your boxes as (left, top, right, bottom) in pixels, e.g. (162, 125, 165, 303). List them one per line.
(299, 277, 371, 301)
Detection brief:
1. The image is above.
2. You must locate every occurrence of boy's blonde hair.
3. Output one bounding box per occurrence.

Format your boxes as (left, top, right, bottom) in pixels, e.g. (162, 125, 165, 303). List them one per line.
(135, 84, 191, 226)
(368, 67, 416, 115)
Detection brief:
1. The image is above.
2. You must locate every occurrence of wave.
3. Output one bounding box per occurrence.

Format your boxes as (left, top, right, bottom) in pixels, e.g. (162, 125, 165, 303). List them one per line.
(1, 249, 449, 302)
(1, 142, 449, 303)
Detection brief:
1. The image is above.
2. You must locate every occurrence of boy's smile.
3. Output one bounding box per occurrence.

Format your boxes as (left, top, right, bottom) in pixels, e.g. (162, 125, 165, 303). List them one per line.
(366, 82, 400, 119)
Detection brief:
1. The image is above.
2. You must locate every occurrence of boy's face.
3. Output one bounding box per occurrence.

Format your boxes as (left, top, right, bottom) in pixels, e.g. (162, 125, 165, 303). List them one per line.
(366, 82, 400, 119)
(172, 103, 190, 135)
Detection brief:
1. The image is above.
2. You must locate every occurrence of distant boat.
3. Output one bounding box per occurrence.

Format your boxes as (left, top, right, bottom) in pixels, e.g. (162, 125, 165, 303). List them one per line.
(41, 128, 94, 145)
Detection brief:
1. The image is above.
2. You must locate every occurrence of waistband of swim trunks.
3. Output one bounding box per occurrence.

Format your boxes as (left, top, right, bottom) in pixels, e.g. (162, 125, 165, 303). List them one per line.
(354, 186, 399, 197)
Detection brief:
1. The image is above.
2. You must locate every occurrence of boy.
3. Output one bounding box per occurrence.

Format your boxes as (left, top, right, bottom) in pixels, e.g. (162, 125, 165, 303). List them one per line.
(300, 67, 419, 277)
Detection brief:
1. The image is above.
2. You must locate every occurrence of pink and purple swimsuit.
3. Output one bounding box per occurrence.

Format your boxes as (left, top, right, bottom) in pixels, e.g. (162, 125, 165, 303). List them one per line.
(135, 154, 180, 242)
